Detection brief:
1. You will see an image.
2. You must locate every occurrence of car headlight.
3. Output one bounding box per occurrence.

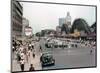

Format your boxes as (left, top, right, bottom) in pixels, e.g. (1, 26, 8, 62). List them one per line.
(52, 60, 54, 63)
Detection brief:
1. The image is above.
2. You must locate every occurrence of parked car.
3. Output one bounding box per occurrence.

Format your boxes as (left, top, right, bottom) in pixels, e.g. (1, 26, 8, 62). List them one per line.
(40, 53, 55, 67)
(45, 42, 53, 48)
(45, 40, 54, 48)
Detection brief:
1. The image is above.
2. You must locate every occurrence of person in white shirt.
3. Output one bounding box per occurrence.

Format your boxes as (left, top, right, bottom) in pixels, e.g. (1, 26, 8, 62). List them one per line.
(20, 52, 25, 60)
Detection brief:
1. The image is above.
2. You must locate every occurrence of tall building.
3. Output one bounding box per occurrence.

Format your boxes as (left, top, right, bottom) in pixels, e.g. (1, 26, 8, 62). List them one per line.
(59, 12, 71, 29)
(22, 17, 29, 36)
(65, 12, 71, 29)
(59, 12, 71, 34)
(12, 0, 23, 37)
(59, 18, 65, 27)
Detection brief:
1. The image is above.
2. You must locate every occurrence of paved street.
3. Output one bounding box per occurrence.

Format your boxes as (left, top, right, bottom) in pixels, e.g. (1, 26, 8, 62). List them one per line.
(12, 38, 96, 72)
(39, 39, 96, 70)
(43, 48, 96, 70)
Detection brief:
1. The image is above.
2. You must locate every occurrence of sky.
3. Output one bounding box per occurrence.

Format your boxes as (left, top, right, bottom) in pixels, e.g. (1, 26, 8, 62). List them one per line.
(20, 2, 96, 34)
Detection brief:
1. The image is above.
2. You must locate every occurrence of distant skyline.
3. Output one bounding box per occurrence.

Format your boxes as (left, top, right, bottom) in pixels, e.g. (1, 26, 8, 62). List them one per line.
(20, 2, 96, 34)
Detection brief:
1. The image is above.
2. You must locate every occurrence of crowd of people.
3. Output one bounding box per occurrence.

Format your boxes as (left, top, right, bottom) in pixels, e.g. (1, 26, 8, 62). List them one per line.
(12, 39, 37, 71)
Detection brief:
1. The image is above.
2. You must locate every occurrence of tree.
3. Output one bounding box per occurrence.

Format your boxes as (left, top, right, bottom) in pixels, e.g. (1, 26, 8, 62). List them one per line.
(61, 24, 70, 34)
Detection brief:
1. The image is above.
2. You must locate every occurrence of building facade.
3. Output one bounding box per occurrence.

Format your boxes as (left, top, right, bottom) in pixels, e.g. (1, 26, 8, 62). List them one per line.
(22, 17, 29, 36)
(12, 0, 23, 37)
(59, 18, 65, 27)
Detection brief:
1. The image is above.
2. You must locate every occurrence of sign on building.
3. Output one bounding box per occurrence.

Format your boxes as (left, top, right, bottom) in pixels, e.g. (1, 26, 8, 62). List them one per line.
(25, 27, 33, 37)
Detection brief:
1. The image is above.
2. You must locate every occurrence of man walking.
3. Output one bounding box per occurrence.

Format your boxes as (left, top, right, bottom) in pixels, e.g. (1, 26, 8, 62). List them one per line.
(29, 64, 35, 71)
(20, 59, 25, 71)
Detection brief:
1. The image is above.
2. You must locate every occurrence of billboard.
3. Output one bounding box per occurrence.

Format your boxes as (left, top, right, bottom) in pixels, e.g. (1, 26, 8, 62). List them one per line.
(25, 27, 33, 37)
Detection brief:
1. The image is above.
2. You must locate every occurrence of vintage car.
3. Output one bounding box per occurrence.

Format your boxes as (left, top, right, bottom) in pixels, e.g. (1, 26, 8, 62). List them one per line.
(40, 53, 55, 67)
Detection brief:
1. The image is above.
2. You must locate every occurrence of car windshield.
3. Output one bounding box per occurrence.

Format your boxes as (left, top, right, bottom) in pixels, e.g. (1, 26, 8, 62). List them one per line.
(42, 55, 53, 62)
(43, 53, 52, 57)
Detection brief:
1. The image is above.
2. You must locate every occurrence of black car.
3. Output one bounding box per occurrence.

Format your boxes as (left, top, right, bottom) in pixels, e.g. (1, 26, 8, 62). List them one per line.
(45, 43, 53, 48)
(40, 53, 55, 67)
(45, 43, 51, 48)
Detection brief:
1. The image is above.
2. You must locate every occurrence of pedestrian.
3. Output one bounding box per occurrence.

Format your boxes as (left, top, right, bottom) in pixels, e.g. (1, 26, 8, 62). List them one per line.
(62, 42, 64, 49)
(40, 54, 42, 63)
(26, 51, 29, 63)
(29, 64, 35, 71)
(39, 45, 42, 52)
(32, 53, 35, 58)
(20, 59, 25, 71)
(90, 48, 93, 55)
(17, 51, 21, 62)
(12, 46, 15, 53)
(32, 45, 34, 49)
(20, 52, 25, 60)
(19, 45, 24, 53)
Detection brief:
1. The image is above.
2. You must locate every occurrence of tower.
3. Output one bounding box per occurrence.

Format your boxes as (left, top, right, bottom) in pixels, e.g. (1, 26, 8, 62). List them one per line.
(65, 12, 71, 29)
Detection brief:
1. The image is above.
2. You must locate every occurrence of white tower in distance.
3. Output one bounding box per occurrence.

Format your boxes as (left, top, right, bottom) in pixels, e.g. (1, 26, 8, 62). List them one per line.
(65, 12, 71, 29)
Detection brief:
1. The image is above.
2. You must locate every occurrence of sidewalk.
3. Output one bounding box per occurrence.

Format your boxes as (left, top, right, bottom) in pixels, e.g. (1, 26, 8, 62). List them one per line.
(12, 52, 42, 71)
